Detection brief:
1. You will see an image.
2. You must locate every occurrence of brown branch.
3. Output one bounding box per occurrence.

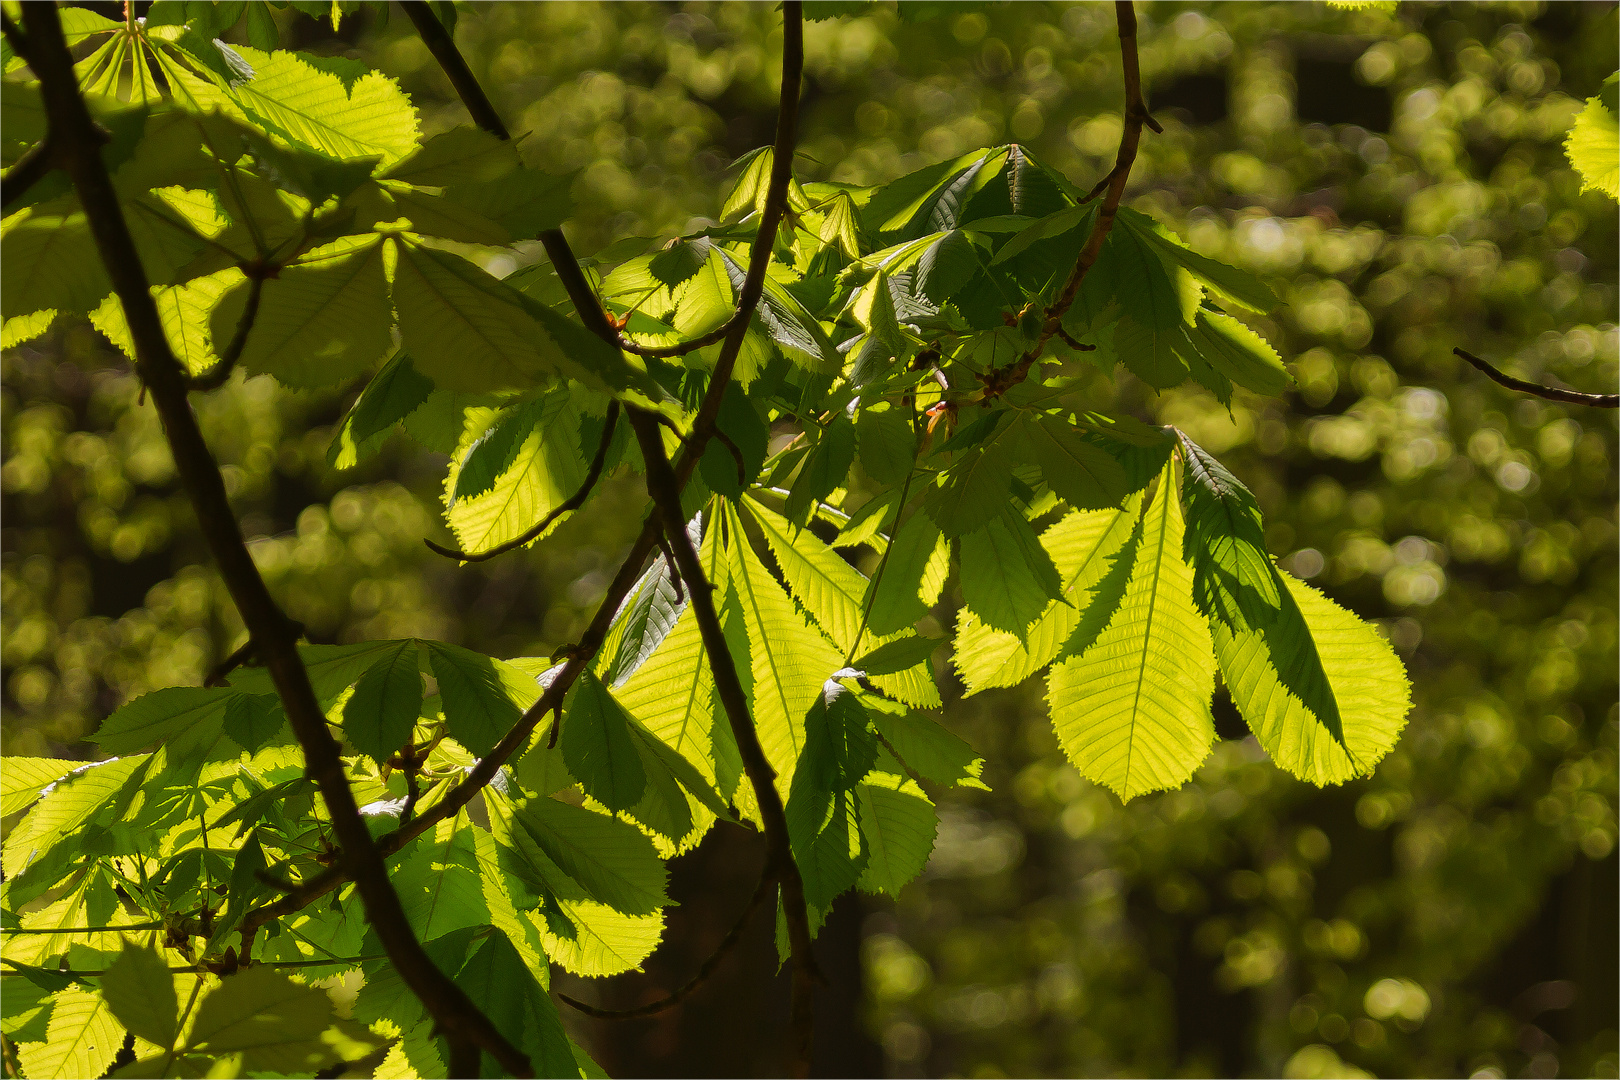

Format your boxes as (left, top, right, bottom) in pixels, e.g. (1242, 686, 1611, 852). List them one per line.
(236, 0, 809, 1029)
(1452, 348, 1618, 409)
(19, 8, 530, 1077)
(186, 274, 263, 392)
(425, 400, 621, 562)
(559, 865, 775, 1021)
(980, 0, 1150, 399)
(2, 138, 57, 212)
(399, 3, 509, 141)
(629, 409, 819, 1077)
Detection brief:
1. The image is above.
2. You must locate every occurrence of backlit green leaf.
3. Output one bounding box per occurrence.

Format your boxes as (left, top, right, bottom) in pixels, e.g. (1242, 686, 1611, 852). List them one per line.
(563, 671, 648, 813)
(1217, 576, 1412, 786)
(342, 638, 423, 761)
(1047, 458, 1217, 800)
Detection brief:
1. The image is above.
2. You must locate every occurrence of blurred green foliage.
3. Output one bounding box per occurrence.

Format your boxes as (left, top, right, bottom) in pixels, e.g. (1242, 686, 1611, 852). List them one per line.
(2, 2, 1614, 1077)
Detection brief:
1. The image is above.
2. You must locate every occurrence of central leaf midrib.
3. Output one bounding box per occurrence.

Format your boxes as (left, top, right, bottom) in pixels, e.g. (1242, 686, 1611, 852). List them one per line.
(1122, 486, 1172, 796)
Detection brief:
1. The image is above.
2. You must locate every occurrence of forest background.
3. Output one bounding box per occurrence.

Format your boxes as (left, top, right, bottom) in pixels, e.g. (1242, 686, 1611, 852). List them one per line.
(1, 1, 1615, 1077)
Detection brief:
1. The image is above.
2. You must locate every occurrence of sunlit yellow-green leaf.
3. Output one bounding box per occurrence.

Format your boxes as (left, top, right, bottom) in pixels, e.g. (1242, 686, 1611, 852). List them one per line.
(1216, 574, 1412, 785)
(1047, 460, 1216, 801)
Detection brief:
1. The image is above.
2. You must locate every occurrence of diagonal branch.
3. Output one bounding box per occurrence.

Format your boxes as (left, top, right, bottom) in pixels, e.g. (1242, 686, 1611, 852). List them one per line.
(238, 0, 808, 967)
(399, 3, 510, 140)
(628, 409, 819, 1078)
(980, 0, 1151, 399)
(425, 401, 622, 562)
(559, 864, 775, 1021)
(1453, 347, 1618, 408)
(18, 7, 529, 1077)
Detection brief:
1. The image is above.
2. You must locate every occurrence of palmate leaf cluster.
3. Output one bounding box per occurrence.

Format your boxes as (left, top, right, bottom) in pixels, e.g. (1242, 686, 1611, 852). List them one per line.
(1, 4, 1413, 1078)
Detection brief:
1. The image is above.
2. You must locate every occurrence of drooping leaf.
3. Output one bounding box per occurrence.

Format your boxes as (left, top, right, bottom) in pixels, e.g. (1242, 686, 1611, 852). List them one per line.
(1047, 458, 1217, 800)
(863, 507, 945, 637)
(393, 242, 628, 394)
(1177, 432, 1282, 630)
(342, 638, 423, 761)
(391, 813, 491, 941)
(90, 686, 234, 754)
(0, 200, 111, 320)
(989, 202, 1093, 267)
(855, 403, 916, 486)
(446, 391, 588, 554)
(563, 671, 648, 813)
(723, 504, 848, 791)
(327, 350, 434, 468)
(952, 500, 1143, 695)
(866, 701, 987, 789)
(602, 521, 693, 688)
(227, 640, 405, 706)
(2, 756, 145, 884)
(492, 789, 669, 915)
(1113, 315, 1191, 390)
(182, 964, 381, 1074)
(91, 267, 243, 378)
(699, 384, 770, 498)
(99, 939, 180, 1049)
(14, 986, 124, 1080)
(424, 642, 526, 757)
(958, 509, 1065, 636)
(928, 438, 1014, 538)
(1217, 576, 1412, 786)
(453, 932, 578, 1079)
(613, 525, 728, 797)
(852, 635, 942, 677)
(1024, 415, 1129, 510)
(222, 691, 285, 754)
(1108, 210, 1202, 329)
(745, 496, 939, 707)
(785, 681, 876, 909)
(1185, 310, 1290, 397)
(1120, 210, 1279, 315)
(210, 235, 393, 388)
(855, 772, 937, 896)
(785, 411, 857, 523)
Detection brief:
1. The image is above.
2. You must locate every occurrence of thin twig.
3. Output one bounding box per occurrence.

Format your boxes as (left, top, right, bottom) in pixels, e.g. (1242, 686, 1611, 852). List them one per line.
(712, 427, 749, 485)
(425, 401, 621, 562)
(559, 866, 775, 1020)
(980, 0, 1151, 399)
(630, 409, 819, 1077)
(204, 638, 257, 689)
(18, 9, 531, 1078)
(186, 274, 264, 392)
(1452, 347, 1618, 408)
(1, 138, 56, 212)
